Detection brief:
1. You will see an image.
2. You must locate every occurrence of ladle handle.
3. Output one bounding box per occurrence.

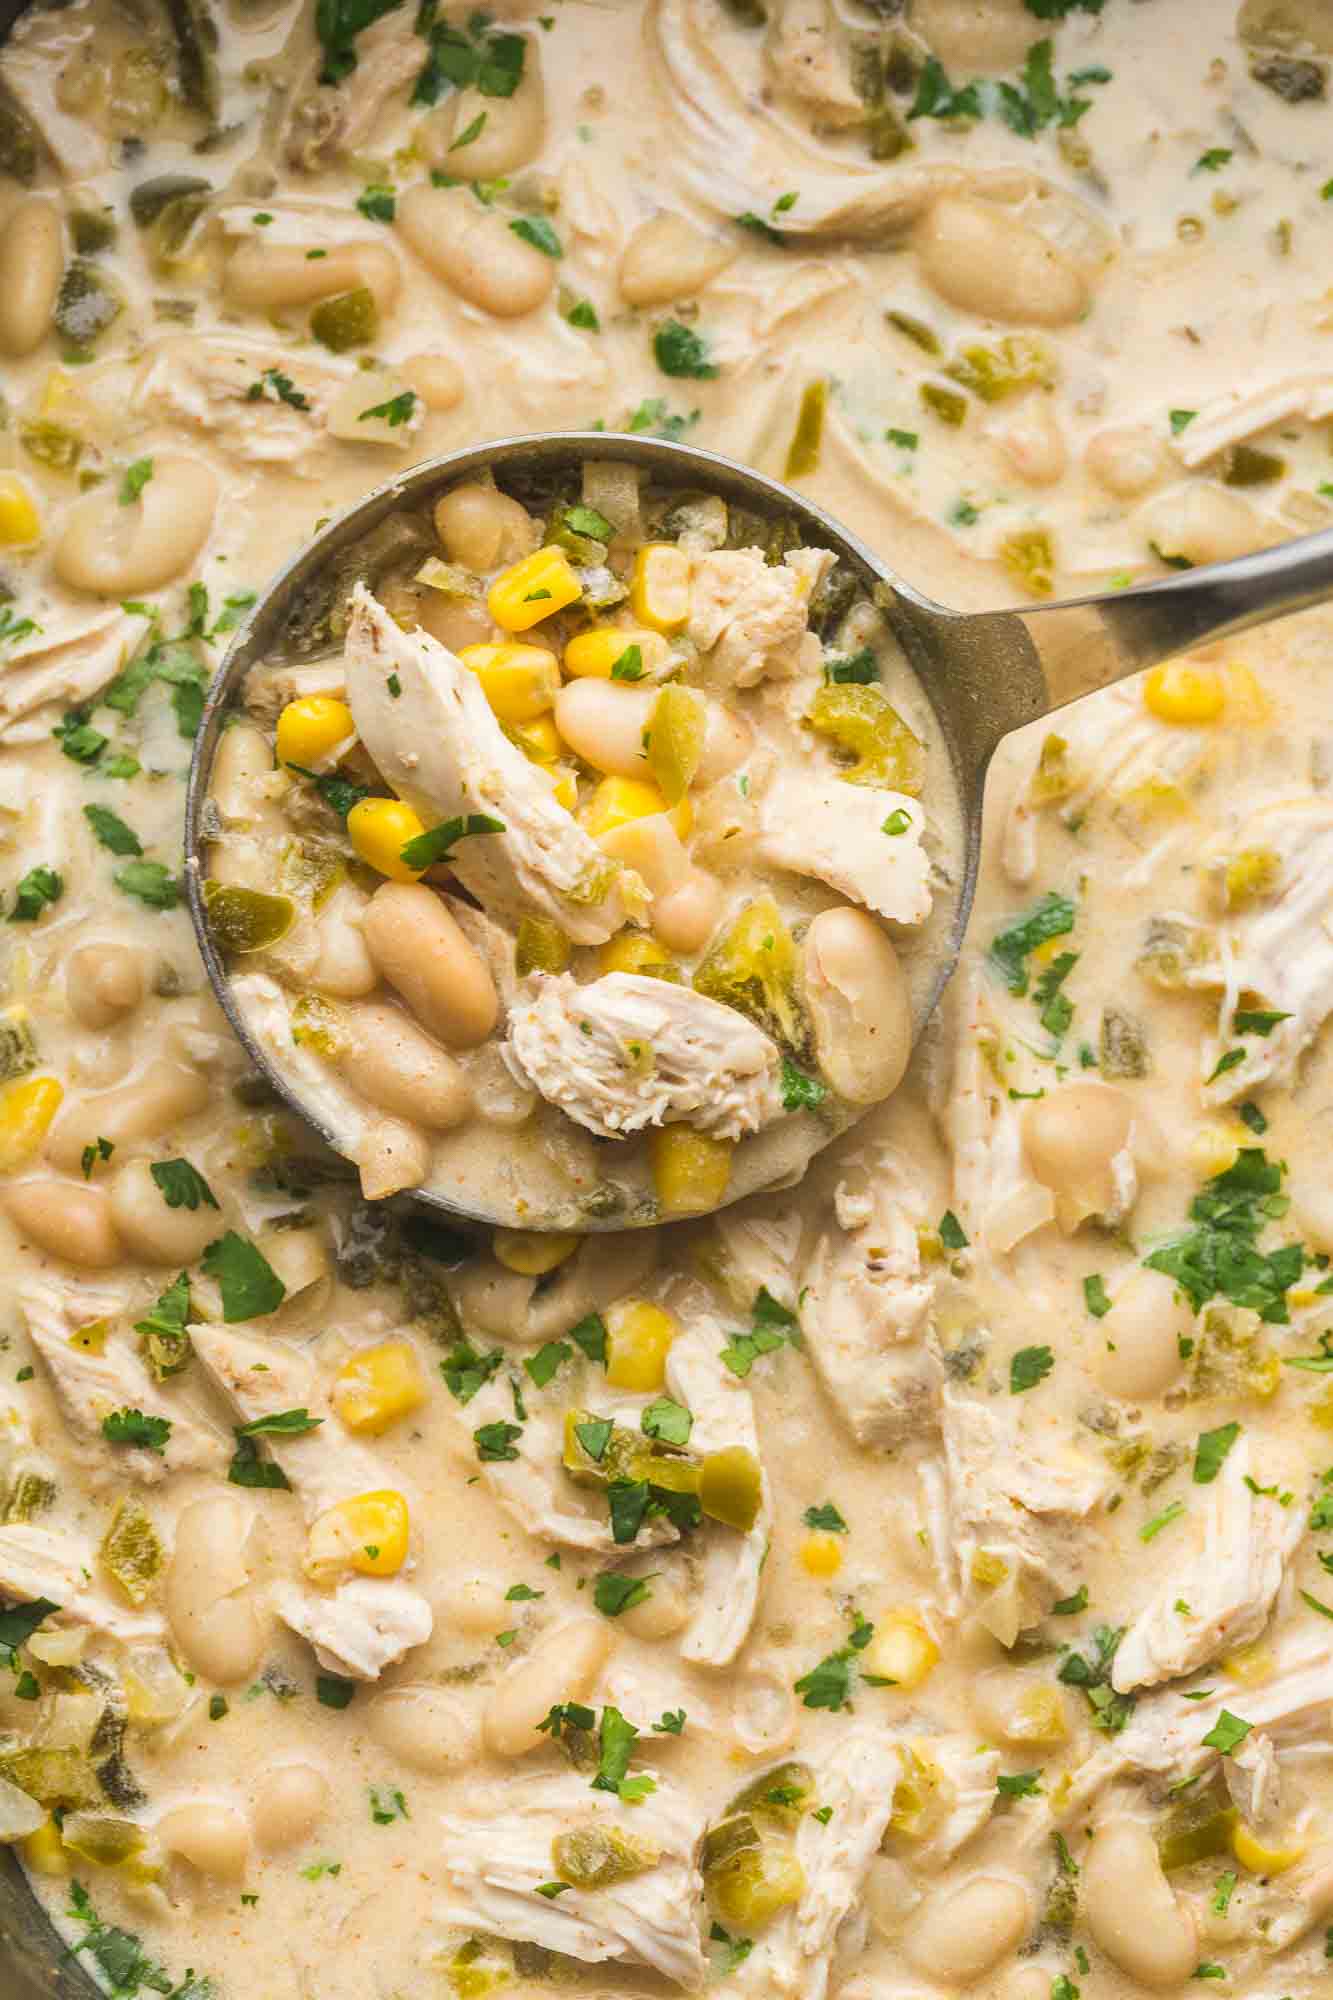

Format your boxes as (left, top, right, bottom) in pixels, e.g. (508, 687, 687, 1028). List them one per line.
(1015, 521, 1333, 713)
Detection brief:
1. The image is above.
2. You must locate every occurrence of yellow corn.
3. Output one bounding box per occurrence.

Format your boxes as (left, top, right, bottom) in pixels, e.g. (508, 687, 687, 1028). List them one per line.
(1223, 846, 1280, 908)
(971, 1549, 1009, 1589)
(1221, 1643, 1275, 1686)
(800, 1532, 843, 1578)
(1143, 661, 1225, 725)
(1231, 1821, 1303, 1875)
(649, 1126, 733, 1218)
(69, 1318, 109, 1355)
(22, 1819, 68, 1878)
(629, 544, 690, 634)
(493, 1228, 580, 1276)
(861, 1609, 940, 1692)
(562, 627, 666, 680)
(604, 1299, 678, 1392)
(511, 713, 564, 764)
(582, 775, 671, 839)
(598, 933, 678, 979)
(275, 696, 356, 770)
(487, 546, 582, 632)
(459, 642, 561, 723)
(332, 1341, 427, 1436)
(1189, 1124, 1242, 1180)
(305, 1490, 410, 1581)
(346, 796, 426, 882)
(0, 1076, 64, 1172)
(551, 765, 579, 811)
(0, 473, 40, 549)
(1008, 1685, 1069, 1745)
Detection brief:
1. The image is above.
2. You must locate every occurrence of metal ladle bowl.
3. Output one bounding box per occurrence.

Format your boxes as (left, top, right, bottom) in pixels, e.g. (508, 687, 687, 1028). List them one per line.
(184, 431, 1333, 1229)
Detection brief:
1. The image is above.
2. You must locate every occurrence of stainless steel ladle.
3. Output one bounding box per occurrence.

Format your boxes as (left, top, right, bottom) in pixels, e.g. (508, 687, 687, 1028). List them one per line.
(185, 432, 1333, 1226)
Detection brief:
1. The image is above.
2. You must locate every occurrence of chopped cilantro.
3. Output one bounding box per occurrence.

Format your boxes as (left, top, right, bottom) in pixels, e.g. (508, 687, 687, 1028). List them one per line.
(1010, 1345, 1054, 1393)
(1193, 1421, 1241, 1485)
(399, 812, 505, 869)
(201, 1232, 286, 1321)
(119, 458, 154, 506)
(101, 1408, 171, 1453)
(990, 892, 1076, 995)
(474, 1420, 523, 1462)
(509, 215, 562, 258)
(593, 1570, 653, 1617)
(1083, 1274, 1112, 1319)
(1200, 1709, 1251, 1754)
(653, 319, 719, 379)
(150, 1158, 218, 1212)
(803, 1502, 848, 1533)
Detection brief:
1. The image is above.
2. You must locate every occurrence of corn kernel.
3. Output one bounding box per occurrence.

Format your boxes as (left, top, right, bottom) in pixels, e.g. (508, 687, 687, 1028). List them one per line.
(598, 933, 678, 979)
(1009, 1685, 1069, 1744)
(304, 1490, 410, 1581)
(1221, 1643, 1274, 1686)
(1143, 661, 1225, 725)
(649, 1125, 733, 1218)
(332, 1342, 427, 1436)
(493, 1228, 580, 1276)
(861, 1609, 939, 1691)
(800, 1532, 843, 1577)
(551, 765, 579, 811)
(1231, 1821, 1304, 1875)
(22, 1819, 68, 1877)
(971, 1549, 1009, 1590)
(629, 544, 690, 635)
(511, 713, 564, 763)
(604, 1299, 678, 1391)
(0, 474, 40, 549)
(275, 696, 356, 770)
(346, 796, 427, 882)
(582, 775, 671, 839)
(459, 642, 561, 723)
(0, 1076, 64, 1172)
(563, 627, 666, 680)
(1189, 1124, 1241, 1180)
(487, 546, 582, 633)
(1223, 846, 1280, 908)
(69, 1318, 109, 1355)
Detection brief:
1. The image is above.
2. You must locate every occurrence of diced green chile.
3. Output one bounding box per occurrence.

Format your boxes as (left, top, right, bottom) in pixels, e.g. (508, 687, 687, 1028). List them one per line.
(53, 261, 124, 355)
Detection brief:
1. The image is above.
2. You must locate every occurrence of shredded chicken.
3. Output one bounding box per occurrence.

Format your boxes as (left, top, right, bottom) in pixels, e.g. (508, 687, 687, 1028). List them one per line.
(281, 16, 423, 171)
(946, 971, 1056, 1255)
(22, 1281, 226, 1486)
(757, 776, 931, 925)
(764, 0, 866, 130)
(902, 1738, 1001, 1872)
(0, 1522, 166, 1645)
(344, 587, 644, 946)
(801, 1182, 941, 1447)
(274, 1578, 434, 1683)
(687, 547, 828, 687)
(0, 611, 147, 741)
(1112, 1437, 1304, 1692)
(938, 1386, 1109, 1646)
(437, 1771, 708, 1989)
(136, 339, 337, 467)
(666, 1325, 771, 1667)
(1173, 373, 1333, 470)
(503, 971, 786, 1141)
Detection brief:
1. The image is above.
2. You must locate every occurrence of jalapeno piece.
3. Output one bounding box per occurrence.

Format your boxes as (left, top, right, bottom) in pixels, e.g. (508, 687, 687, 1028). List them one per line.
(203, 881, 296, 954)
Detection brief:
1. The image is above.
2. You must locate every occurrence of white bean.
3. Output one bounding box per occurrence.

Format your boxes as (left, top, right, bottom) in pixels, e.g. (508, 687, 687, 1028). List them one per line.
(47, 1058, 211, 1173)
(107, 1158, 222, 1266)
(729, 1662, 797, 1756)
(254, 1223, 329, 1298)
(452, 1229, 658, 1344)
(483, 1617, 612, 1756)
(165, 1496, 265, 1685)
(1141, 483, 1269, 567)
(363, 882, 498, 1049)
(993, 400, 1068, 488)
(402, 350, 465, 412)
(398, 183, 555, 319)
(211, 722, 281, 832)
(1083, 1819, 1197, 1988)
(0, 195, 63, 356)
(916, 196, 1089, 327)
(438, 1575, 511, 1635)
(366, 1686, 478, 1773)
(912, 0, 1035, 72)
(424, 43, 545, 177)
(417, 592, 495, 652)
(224, 239, 401, 315)
(308, 882, 379, 1000)
(337, 1001, 473, 1129)
(1093, 1267, 1188, 1400)
(1085, 425, 1175, 500)
(434, 483, 535, 571)
(0, 1180, 122, 1269)
(553, 679, 653, 776)
(65, 941, 145, 1030)
(54, 456, 218, 597)
(158, 1801, 250, 1881)
(801, 907, 911, 1106)
(862, 1854, 922, 1940)
(651, 870, 723, 955)
(252, 1765, 330, 1850)
(1022, 1081, 1133, 1217)
(619, 211, 737, 307)
(620, 1569, 690, 1641)
(903, 1875, 1031, 1984)
(598, 814, 690, 900)
(352, 1117, 433, 1201)
(696, 706, 753, 786)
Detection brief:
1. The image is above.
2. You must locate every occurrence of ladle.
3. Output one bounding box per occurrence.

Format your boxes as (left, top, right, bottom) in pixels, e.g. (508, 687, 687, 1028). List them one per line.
(185, 432, 1333, 1227)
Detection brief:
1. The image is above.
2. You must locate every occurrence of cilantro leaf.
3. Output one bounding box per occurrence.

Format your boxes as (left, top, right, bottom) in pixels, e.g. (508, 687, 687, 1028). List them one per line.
(1034, 948, 1078, 1037)
(996, 1770, 1042, 1797)
(989, 892, 1076, 995)
(1010, 1345, 1054, 1394)
(780, 1057, 829, 1112)
(440, 1338, 502, 1404)
(201, 1232, 286, 1321)
(82, 803, 143, 856)
(824, 647, 879, 685)
(593, 1568, 653, 1616)
(135, 1273, 192, 1380)
(227, 1434, 291, 1490)
(1193, 1421, 1241, 1485)
(509, 215, 562, 258)
(803, 1502, 848, 1533)
(358, 390, 417, 427)
(653, 320, 719, 379)
(568, 1312, 608, 1365)
(284, 763, 375, 823)
(939, 1209, 969, 1250)
(641, 1396, 692, 1447)
(1083, 1274, 1112, 1319)
(237, 1409, 323, 1437)
(119, 458, 154, 506)
(315, 0, 404, 85)
(0, 1597, 60, 1667)
(102, 1408, 172, 1453)
(653, 1709, 686, 1734)
(246, 368, 310, 412)
(9, 865, 63, 922)
(1200, 1708, 1251, 1754)
(356, 184, 396, 223)
(150, 1158, 218, 1212)
(474, 1420, 523, 1462)
(399, 812, 505, 869)
(591, 1703, 639, 1793)
(524, 1339, 572, 1389)
(794, 1649, 854, 1712)
(114, 860, 179, 910)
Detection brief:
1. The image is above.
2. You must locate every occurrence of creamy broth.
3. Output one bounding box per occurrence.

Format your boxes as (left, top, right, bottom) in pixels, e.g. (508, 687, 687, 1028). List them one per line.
(1, 5, 1333, 2000)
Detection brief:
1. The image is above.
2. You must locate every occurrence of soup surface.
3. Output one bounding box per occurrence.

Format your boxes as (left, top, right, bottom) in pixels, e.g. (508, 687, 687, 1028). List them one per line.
(2, 4, 1333, 2000)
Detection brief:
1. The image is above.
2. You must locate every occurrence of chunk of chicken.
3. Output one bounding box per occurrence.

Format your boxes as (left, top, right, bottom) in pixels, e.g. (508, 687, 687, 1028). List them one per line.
(708, 1203, 803, 1314)
(666, 1325, 771, 1667)
(764, 0, 867, 130)
(899, 1738, 1002, 1872)
(274, 1577, 434, 1682)
(938, 1386, 1109, 1646)
(766, 1730, 904, 2000)
(437, 1771, 707, 1989)
(281, 16, 423, 171)
(801, 1184, 941, 1447)
(0, 612, 146, 742)
(136, 340, 337, 468)
(22, 1282, 225, 1487)
(503, 971, 786, 1142)
(946, 972, 1055, 1255)
(344, 587, 643, 946)
(757, 776, 931, 926)
(687, 547, 829, 687)
(1112, 1437, 1304, 1692)
(0, 1523, 165, 1645)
